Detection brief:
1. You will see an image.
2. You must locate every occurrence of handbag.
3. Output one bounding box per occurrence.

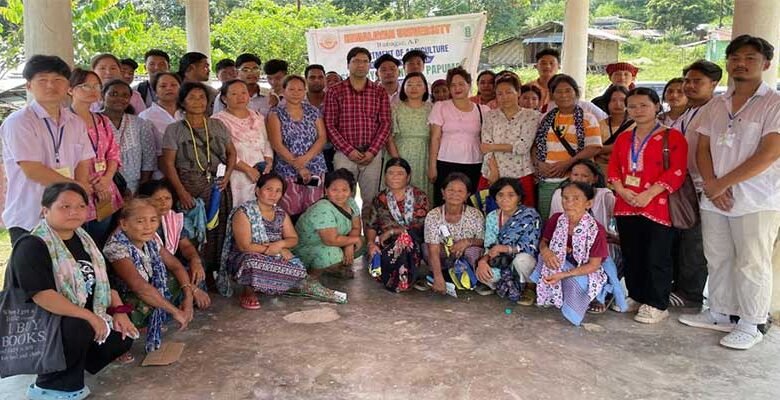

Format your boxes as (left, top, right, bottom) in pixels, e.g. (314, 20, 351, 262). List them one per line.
(662, 129, 700, 229)
(0, 239, 67, 378)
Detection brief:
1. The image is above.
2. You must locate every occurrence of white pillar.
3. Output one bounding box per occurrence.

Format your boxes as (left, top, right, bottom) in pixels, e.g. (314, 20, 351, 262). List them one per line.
(561, 0, 590, 94)
(733, 0, 780, 318)
(23, 0, 74, 66)
(184, 0, 210, 60)
(732, 0, 780, 87)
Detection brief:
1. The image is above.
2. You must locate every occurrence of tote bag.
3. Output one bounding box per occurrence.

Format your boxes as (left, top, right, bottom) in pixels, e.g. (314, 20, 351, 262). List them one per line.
(0, 240, 66, 378)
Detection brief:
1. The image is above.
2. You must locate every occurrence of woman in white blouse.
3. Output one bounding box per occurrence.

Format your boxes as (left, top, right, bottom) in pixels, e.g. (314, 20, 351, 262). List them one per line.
(479, 74, 541, 208)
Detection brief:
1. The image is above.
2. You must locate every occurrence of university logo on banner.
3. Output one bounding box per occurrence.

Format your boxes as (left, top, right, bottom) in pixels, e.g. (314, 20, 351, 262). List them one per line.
(306, 13, 488, 81)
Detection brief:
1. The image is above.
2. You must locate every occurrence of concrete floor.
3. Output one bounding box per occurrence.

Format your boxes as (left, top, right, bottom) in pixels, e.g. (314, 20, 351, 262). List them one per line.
(1, 269, 779, 400)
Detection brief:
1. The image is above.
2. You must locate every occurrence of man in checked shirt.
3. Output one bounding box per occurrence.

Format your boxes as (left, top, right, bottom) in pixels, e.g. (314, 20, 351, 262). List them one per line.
(323, 47, 392, 206)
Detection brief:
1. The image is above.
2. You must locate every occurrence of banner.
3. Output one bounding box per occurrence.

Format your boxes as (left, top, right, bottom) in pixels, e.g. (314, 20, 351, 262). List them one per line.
(306, 13, 487, 81)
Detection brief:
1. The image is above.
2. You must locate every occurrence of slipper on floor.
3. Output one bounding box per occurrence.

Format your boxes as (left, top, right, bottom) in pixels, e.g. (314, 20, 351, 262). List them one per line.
(588, 296, 614, 314)
(115, 351, 135, 365)
(239, 294, 261, 310)
(27, 384, 90, 400)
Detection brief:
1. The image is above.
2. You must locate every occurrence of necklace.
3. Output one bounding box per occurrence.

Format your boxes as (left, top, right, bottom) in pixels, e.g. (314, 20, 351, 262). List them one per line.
(184, 117, 212, 181)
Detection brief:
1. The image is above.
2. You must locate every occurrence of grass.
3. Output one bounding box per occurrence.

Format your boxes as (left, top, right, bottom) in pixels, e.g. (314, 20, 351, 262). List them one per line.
(0, 229, 10, 288)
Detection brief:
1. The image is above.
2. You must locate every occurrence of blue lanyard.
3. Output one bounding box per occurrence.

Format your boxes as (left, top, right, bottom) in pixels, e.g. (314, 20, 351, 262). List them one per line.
(43, 118, 65, 164)
(630, 123, 659, 173)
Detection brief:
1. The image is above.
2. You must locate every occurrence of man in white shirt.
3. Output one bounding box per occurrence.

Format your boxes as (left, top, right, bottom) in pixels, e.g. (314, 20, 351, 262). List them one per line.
(1, 55, 94, 244)
(679, 35, 780, 350)
(670, 60, 722, 308)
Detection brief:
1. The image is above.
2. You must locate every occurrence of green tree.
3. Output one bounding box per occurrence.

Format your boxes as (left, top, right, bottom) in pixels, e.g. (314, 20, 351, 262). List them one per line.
(211, 0, 368, 73)
(0, 0, 23, 78)
(646, 0, 720, 31)
(524, 0, 565, 28)
(591, 0, 649, 22)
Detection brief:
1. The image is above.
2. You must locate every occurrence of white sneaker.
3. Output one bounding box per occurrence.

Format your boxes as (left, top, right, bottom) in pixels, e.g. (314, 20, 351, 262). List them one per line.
(678, 310, 735, 333)
(634, 304, 669, 324)
(720, 328, 763, 350)
(612, 297, 641, 313)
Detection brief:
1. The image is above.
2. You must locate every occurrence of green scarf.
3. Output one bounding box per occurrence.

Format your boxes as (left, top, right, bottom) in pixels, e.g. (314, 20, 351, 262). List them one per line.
(31, 219, 113, 325)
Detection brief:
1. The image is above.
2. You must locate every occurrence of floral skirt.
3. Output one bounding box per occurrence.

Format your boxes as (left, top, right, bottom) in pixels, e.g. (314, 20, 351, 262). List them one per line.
(376, 232, 422, 292)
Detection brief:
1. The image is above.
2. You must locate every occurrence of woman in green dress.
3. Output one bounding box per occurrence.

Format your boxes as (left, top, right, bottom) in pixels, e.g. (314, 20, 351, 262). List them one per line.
(387, 72, 433, 198)
(293, 168, 365, 279)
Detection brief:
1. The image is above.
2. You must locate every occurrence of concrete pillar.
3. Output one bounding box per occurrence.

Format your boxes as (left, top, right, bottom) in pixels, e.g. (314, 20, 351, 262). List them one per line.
(184, 0, 210, 60)
(732, 0, 780, 87)
(23, 0, 74, 66)
(733, 0, 780, 319)
(773, 238, 780, 322)
(561, 0, 590, 94)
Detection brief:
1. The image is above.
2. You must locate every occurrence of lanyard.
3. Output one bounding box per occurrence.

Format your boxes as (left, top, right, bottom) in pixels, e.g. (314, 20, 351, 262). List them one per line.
(679, 107, 701, 136)
(630, 123, 660, 173)
(498, 210, 504, 230)
(184, 117, 211, 174)
(727, 95, 759, 128)
(43, 118, 65, 164)
(70, 106, 101, 155)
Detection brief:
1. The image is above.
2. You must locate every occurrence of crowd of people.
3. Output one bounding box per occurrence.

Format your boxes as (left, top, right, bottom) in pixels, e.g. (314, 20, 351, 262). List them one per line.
(1, 32, 779, 400)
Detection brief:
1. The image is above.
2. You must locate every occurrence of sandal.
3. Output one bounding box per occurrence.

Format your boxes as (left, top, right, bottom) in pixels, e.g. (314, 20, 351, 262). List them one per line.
(115, 351, 135, 365)
(239, 293, 261, 310)
(587, 296, 614, 314)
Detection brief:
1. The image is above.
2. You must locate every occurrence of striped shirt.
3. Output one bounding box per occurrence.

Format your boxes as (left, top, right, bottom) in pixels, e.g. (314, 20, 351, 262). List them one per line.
(543, 112, 602, 163)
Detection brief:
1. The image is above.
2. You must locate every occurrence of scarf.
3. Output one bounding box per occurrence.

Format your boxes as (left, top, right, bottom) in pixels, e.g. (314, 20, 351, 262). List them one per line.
(157, 209, 185, 255)
(111, 230, 171, 352)
(386, 187, 415, 227)
(218, 200, 271, 297)
(534, 106, 586, 162)
(183, 198, 207, 245)
(493, 207, 541, 302)
(537, 212, 601, 308)
(31, 220, 112, 325)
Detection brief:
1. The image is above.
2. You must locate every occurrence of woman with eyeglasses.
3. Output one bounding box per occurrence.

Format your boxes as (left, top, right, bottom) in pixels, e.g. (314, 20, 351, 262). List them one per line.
(212, 53, 272, 116)
(68, 69, 123, 247)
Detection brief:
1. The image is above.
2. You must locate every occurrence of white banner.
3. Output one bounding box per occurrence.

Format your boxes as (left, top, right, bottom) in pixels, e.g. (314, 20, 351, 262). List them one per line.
(306, 13, 487, 81)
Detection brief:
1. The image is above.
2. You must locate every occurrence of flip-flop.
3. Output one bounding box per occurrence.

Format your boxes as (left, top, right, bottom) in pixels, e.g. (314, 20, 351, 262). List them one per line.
(587, 296, 614, 314)
(115, 351, 135, 365)
(239, 293, 261, 310)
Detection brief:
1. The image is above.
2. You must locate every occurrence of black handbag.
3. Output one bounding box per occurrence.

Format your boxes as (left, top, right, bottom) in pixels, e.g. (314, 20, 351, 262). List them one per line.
(0, 241, 67, 378)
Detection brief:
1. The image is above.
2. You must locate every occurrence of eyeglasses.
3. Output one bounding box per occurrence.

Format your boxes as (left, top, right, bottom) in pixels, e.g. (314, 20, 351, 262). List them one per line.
(106, 91, 131, 99)
(240, 67, 261, 73)
(75, 83, 102, 91)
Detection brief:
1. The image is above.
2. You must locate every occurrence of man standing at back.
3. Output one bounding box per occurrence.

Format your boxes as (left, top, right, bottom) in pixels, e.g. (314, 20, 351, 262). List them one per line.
(679, 35, 780, 350)
(669, 60, 722, 308)
(136, 49, 170, 107)
(323, 47, 391, 205)
(1, 55, 94, 245)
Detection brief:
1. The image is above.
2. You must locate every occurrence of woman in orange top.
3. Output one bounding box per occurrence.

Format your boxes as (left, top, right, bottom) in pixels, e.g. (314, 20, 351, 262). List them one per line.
(607, 87, 687, 325)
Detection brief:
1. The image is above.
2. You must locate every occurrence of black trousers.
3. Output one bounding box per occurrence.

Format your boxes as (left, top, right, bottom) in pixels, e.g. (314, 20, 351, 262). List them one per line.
(672, 221, 708, 303)
(616, 215, 675, 310)
(433, 160, 482, 206)
(8, 227, 29, 247)
(36, 317, 133, 392)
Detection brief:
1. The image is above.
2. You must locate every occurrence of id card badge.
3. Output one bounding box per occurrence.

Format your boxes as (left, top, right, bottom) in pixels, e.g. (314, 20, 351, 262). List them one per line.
(55, 167, 73, 179)
(216, 163, 226, 178)
(625, 175, 641, 187)
(438, 225, 451, 239)
(94, 161, 107, 173)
